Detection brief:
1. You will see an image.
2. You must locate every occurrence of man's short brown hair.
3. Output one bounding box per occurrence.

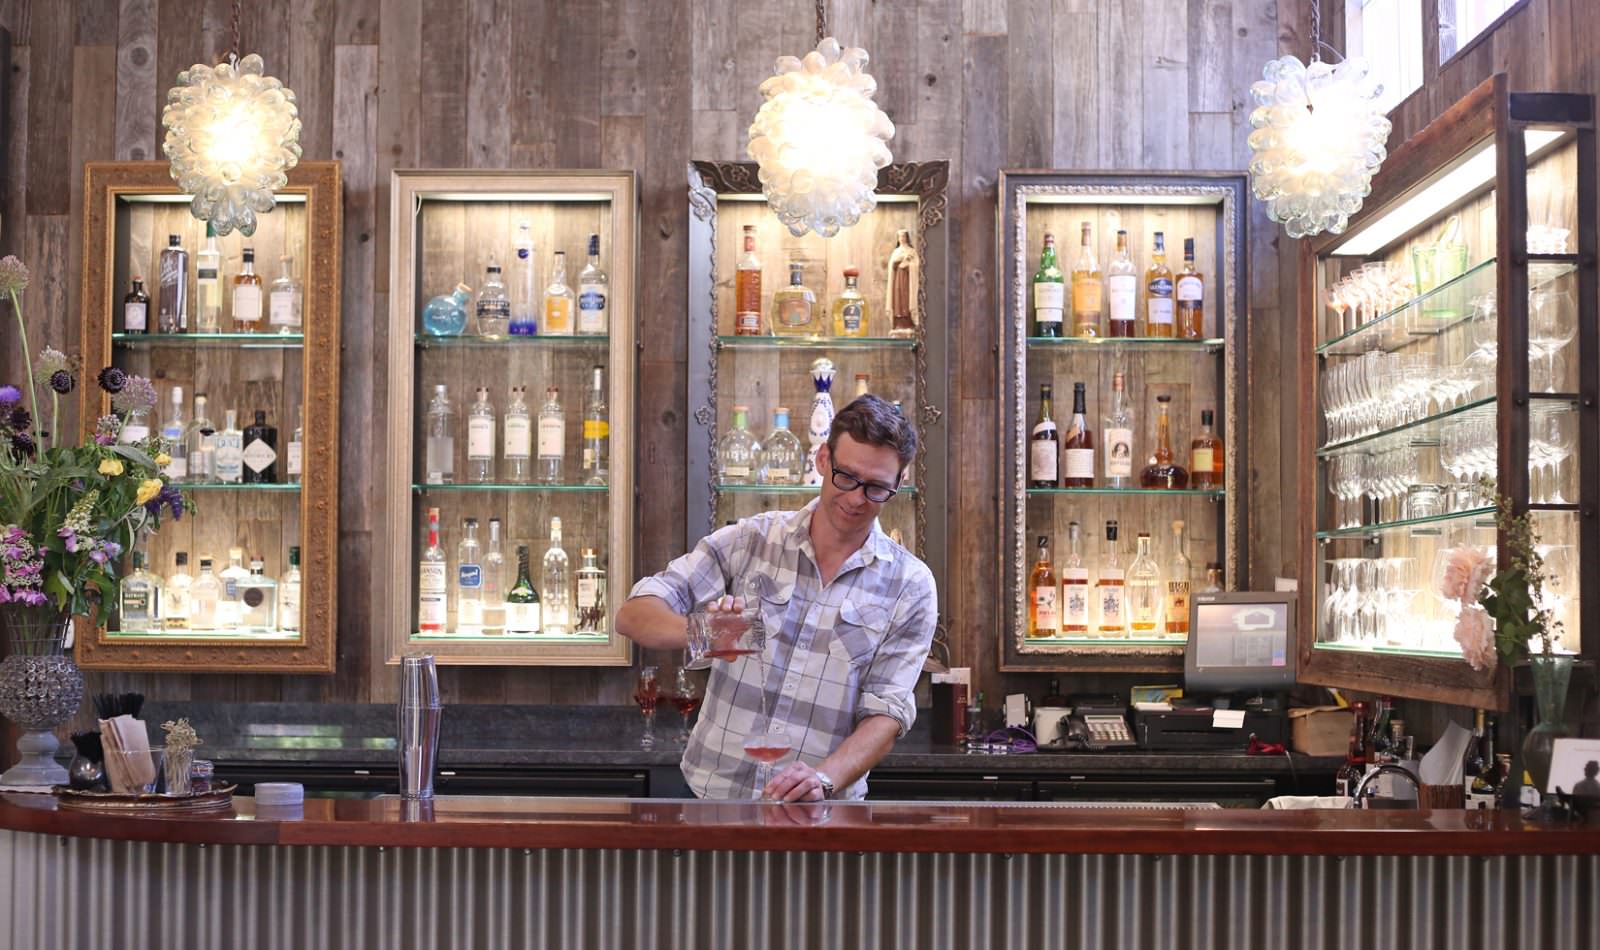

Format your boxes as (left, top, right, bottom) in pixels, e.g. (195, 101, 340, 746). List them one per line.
(827, 394, 918, 470)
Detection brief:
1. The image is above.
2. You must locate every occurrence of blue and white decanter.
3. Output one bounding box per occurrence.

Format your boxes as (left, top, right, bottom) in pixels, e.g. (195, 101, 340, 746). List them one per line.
(804, 357, 836, 486)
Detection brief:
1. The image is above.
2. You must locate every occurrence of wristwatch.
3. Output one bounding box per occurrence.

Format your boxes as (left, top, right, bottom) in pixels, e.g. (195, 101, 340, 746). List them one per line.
(814, 770, 836, 800)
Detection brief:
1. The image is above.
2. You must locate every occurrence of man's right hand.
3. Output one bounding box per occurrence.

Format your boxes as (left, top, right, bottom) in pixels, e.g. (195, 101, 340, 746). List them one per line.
(703, 596, 750, 659)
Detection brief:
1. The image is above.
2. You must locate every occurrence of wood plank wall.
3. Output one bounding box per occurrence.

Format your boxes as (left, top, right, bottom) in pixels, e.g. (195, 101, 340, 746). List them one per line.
(0, 0, 1347, 708)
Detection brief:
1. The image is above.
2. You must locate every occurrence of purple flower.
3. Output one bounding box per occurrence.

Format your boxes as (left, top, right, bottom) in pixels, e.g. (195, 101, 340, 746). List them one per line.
(49, 369, 74, 394)
(0, 385, 19, 405)
(58, 527, 78, 553)
(89, 548, 110, 566)
(0, 586, 10, 604)
(112, 375, 157, 413)
(9, 406, 30, 431)
(96, 367, 126, 394)
(14, 590, 47, 606)
(9, 432, 34, 457)
(94, 414, 120, 445)
(146, 485, 185, 521)
(103, 541, 122, 560)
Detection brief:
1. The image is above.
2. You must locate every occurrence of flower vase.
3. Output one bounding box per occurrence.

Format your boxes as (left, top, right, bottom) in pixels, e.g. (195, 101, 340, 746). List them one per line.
(0, 608, 85, 788)
(1520, 653, 1574, 796)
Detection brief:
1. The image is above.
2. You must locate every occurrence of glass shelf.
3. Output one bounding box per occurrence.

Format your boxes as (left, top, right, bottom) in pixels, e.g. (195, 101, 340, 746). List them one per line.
(1314, 641, 1466, 659)
(1027, 487, 1225, 498)
(1314, 505, 1496, 540)
(411, 483, 608, 494)
(112, 332, 305, 349)
(106, 628, 302, 640)
(1316, 396, 1496, 459)
(178, 482, 302, 492)
(1026, 336, 1224, 352)
(415, 334, 608, 348)
(411, 630, 612, 643)
(715, 482, 918, 496)
(1022, 635, 1186, 647)
(716, 335, 918, 351)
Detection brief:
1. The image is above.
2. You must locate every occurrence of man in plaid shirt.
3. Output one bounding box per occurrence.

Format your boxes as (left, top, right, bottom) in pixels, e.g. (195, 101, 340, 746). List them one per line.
(618, 395, 937, 801)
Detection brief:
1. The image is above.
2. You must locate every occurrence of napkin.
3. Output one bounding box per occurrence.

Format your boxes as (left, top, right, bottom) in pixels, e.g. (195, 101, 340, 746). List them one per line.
(1420, 721, 1472, 787)
(99, 715, 155, 794)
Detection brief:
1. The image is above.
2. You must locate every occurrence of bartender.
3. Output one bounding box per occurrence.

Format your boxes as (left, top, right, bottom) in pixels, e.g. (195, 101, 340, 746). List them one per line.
(616, 395, 937, 801)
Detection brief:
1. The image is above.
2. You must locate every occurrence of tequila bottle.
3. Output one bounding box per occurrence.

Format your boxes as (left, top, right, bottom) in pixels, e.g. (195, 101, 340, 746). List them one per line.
(218, 547, 250, 630)
(717, 405, 761, 484)
(466, 387, 496, 484)
(537, 385, 565, 484)
(238, 557, 278, 631)
(804, 358, 836, 485)
(505, 544, 542, 635)
(1096, 521, 1125, 637)
(213, 409, 244, 484)
(186, 394, 216, 483)
(119, 550, 163, 632)
(886, 228, 918, 338)
(759, 407, 803, 485)
(771, 261, 818, 336)
(190, 556, 221, 630)
(286, 406, 304, 484)
(475, 257, 510, 339)
(123, 275, 150, 333)
(541, 517, 571, 635)
(423, 284, 472, 336)
(278, 546, 302, 633)
(160, 386, 189, 481)
(1032, 233, 1064, 337)
(510, 221, 537, 335)
(418, 507, 447, 634)
(242, 410, 278, 484)
(425, 385, 456, 484)
(1165, 520, 1192, 638)
(482, 518, 506, 634)
(1126, 533, 1162, 636)
(456, 518, 484, 635)
(575, 547, 607, 634)
(503, 386, 531, 483)
(543, 251, 575, 335)
(195, 224, 221, 332)
(832, 266, 868, 337)
(233, 248, 264, 332)
(269, 255, 303, 333)
(158, 234, 189, 333)
(164, 552, 193, 630)
(1102, 371, 1134, 488)
(582, 365, 609, 486)
(577, 233, 609, 335)
(1061, 522, 1089, 636)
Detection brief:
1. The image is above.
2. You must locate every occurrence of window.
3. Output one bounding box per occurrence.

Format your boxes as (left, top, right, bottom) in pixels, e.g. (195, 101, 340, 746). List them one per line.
(1344, 0, 1424, 115)
(1439, 0, 1523, 61)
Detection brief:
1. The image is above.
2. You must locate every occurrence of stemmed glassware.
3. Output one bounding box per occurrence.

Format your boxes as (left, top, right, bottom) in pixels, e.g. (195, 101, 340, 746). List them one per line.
(1529, 287, 1576, 393)
(667, 662, 702, 746)
(634, 666, 660, 750)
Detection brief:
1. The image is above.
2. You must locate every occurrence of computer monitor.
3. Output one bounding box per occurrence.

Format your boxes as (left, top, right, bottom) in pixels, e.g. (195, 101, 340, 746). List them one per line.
(1184, 591, 1297, 694)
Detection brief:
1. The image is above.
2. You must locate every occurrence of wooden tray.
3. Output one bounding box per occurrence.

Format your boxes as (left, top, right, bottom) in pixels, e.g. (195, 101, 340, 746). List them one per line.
(53, 784, 236, 815)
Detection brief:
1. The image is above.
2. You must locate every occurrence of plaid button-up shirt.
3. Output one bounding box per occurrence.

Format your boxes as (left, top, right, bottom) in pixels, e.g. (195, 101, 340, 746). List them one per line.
(628, 499, 938, 800)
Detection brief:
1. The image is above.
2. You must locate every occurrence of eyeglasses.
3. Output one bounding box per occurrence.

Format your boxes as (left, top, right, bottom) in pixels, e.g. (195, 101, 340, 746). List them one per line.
(830, 465, 898, 503)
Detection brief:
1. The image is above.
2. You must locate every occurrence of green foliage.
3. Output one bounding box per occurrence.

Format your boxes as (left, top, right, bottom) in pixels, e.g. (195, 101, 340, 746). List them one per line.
(1477, 479, 1559, 663)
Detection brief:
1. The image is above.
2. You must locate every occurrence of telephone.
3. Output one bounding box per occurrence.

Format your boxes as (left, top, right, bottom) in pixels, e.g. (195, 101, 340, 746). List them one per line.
(1064, 713, 1138, 751)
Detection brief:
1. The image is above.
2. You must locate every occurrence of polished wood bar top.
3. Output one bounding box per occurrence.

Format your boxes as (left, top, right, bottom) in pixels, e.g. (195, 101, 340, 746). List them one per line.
(5, 793, 1600, 855)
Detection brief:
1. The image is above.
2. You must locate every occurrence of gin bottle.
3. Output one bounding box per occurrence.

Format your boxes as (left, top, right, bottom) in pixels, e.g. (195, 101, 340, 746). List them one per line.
(537, 386, 565, 484)
(475, 258, 510, 339)
(119, 550, 163, 633)
(278, 546, 302, 633)
(456, 518, 484, 635)
(423, 284, 472, 336)
(1126, 532, 1162, 636)
(1061, 522, 1089, 636)
(190, 555, 221, 629)
(502, 386, 531, 483)
(577, 233, 608, 335)
(510, 222, 537, 335)
(482, 518, 506, 634)
(543, 251, 575, 335)
(575, 547, 606, 634)
(218, 547, 250, 630)
(269, 255, 303, 333)
(213, 409, 245, 484)
(164, 552, 193, 630)
(804, 357, 836, 485)
(286, 406, 304, 484)
(425, 385, 456, 484)
(759, 407, 803, 485)
(716, 405, 761, 485)
(195, 224, 221, 331)
(582, 366, 608, 486)
(466, 387, 496, 484)
(418, 507, 447, 634)
(238, 557, 278, 631)
(158, 234, 189, 333)
(242, 410, 279, 484)
(541, 518, 571, 635)
(186, 394, 216, 483)
(160, 385, 189, 481)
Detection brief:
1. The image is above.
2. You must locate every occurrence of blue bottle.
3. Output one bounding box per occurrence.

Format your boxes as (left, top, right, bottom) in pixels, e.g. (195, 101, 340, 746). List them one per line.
(423, 283, 473, 336)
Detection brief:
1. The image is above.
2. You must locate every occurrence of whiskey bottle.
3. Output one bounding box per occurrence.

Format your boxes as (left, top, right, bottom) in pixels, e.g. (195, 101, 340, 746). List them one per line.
(466, 387, 496, 484)
(511, 221, 537, 335)
(542, 517, 571, 635)
(1061, 381, 1094, 488)
(832, 265, 868, 337)
(735, 225, 763, 336)
(1071, 222, 1102, 338)
(582, 366, 609, 486)
(213, 409, 244, 484)
(1139, 394, 1189, 489)
(536, 386, 565, 484)
(1126, 532, 1162, 636)
(1176, 237, 1204, 339)
(157, 234, 189, 333)
(278, 546, 302, 633)
(1061, 521, 1089, 636)
(505, 544, 542, 636)
(1102, 371, 1134, 489)
(269, 254, 303, 334)
(1106, 229, 1137, 337)
(1028, 535, 1058, 638)
(195, 224, 222, 332)
(886, 228, 918, 338)
(119, 550, 163, 632)
(474, 258, 510, 339)
(1190, 409, 1223, 489)
(1032, 233, 1064, 337)
(771, 261, 818, 336)
(425, 385, 456, 485)
(543, 251, 575, 335)
(164, 551, 193, 630)
(242, 410, 279, 484)
(717, 405, 761, 484)
(482, 519, 506, 634)
(456, 518, 484, 635)
(1029, 383, 1059, 488)
(1096, 521, 1125, 637)
(123, 276, 150, 333)
(503, 386, 531, 484)
(418, 507, 447, 634)
(577, 233, 609, 335)
(1144, 232, 1175, 337)
(1165, 520, 1193, 638)
(232, 248, 263, 333)
(575, 547, 607, 634)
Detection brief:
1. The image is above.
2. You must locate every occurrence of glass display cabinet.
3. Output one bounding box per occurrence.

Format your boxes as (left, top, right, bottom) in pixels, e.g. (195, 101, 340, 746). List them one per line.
(380, 171, 637, 666)
(685, 161, 950, 659)
(998, 172, 1249, 673)
(77, 161, 343, 672)
(1298, 75, 1596, 708)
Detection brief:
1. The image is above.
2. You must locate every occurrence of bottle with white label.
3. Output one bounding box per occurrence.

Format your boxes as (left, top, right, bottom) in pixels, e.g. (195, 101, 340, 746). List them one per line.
(1061, 382, 1095, 488)
(232, 247, 263, 333)
(418, 507, 447, 634)
(575, 547, 606, 634)
(1032, 233, 1065, 337)
(286, 406, 303, 483)
(278, 546, 302, 633)
(482, 518, 506, 634)
(1029, 383, 1058, 488)
(1176, 237, 1205, 339)
(213, 409, 244, 483)
(123, 276, 150, 333)
(120, 405, 152, 445)
(577, 233, 608, 335)
(759, 407, 803, 486)
(717, 405, 761, 485)
(466, 387, 496, 484)
(1096, 521, 1125, 637)
(1028, 535, 1058, 638)
(217, 547, 249, 630)
(537, 386, 565, 484)
(474, 257, 510, 339)
(1102, 370, 1134, 488)
(1107, 229, 1137, 337)
(195, 224, 222, 332)
(425, 385, 455, 485)
(502, 386, 531, 484)
(582, 366, 608, 485)
(165, 552, 194, 631)
(1061, 521, 1090, 635)
(505, 544, 542, 635)
(160, 386, 189, 480)
(158, 234, 189, 333)
(269, 255, 303, 334)
(456, 517, 484, 635)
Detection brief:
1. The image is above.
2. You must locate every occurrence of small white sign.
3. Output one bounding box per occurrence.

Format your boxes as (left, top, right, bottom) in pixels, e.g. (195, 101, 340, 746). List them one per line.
(1548, 738, 1600, 797)
(1212, 709, 1246, 729)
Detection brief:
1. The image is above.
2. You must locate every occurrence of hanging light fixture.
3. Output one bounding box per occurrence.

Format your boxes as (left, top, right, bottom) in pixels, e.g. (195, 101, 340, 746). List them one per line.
(746, 2, 894, 237)
(1247, 1, 1390, 239)
(161, 0, 302, 237)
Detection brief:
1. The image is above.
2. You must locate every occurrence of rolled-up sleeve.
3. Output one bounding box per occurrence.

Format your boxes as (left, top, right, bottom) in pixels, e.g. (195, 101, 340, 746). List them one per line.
(627, 522, 744, 615)
(853, 567, 938, 736)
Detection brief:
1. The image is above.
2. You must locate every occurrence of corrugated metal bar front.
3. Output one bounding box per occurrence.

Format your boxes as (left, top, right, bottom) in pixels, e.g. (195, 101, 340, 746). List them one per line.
(4, 830, 1597, 949)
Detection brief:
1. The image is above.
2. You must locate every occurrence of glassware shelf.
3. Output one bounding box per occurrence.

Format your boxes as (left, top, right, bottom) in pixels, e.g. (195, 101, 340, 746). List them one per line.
(715, 482, 919, 496)
(411, 483, 608, 494)
(1313, 641, 1466, 659)
(1023, 635, 1186, 647)
(716, 335, 918, 351)
(1027, 487, 1225, 498)
(411, 630, 611, 643)
(1315, 396, 1496, 459)
(1314, 505, 1496, 540)
(179, 482, 302, 492)
(1026, 336, 1224, 352)
(113, 332, 305, 349)
(105, 628, 302, 640)
(415, 334, 608, 348)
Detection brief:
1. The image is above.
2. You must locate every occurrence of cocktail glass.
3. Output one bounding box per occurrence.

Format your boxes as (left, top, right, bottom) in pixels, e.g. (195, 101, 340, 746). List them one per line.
(667, 663, 702, 746)
(743, 722, 792, 802)
(634, 666, 659, 749)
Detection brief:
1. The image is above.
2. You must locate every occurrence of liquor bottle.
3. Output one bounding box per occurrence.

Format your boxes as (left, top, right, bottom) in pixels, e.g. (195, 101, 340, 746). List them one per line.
(1061, 381, 1094, 488)
(164, 551, 193, 630)
(1176, 237, 1204, 339)
(123, 276, 150, 334)
(771, 261, 818, 336)
(278, 546, 302, 633)
(1097, 521, 1125, 637)
(214, 409, 245, 484)
(1126, 533, 1162, 636)
(238, 557, 278, 631)
(1200, 562, 1224, 593)
(1335, 701, 1369, 797)
(760, 407, 803, 485)
(1469, 715, 1500, 807)
(1139, 394, 1189, 488)
(854, 373, 871, 400)
(804, 358, 836, 485)
(158, 234, 189, 333)
(191, 555, 222, 629)
(482, 518, 507, 634)
(511, 221, 537, 335)
(218, 547, 250, 630)
(582, 365, 609, 486)
(575, 547, 607, 634)
(232, 247, 264, 332)
(195, 224, 222, 332)
(160, 386, 189, 481)
(121, 403, 152, 445)
(466, 387, 496, 484)
(418, 507, 447, 634)
(1028, 535, 1058, 638)
(1061, 521, 1089, 636)
(242, 410, 279, 484)
(1029, 383, 1058, 488)
(119, 550, 163, 632)
(505, 544, 542, 635)
(1462, 709, 1487, 793)
(1144, 232, 1174, 337)
(269, 255, 303, 334)
(1102, 371, 1134, 489)
(286, 406, 304, 484)
(1165, 520, 1193, 638)
(456, 518, 484, 635)
(717, 405, 761, 484)
(475, 258, 510, 339)
(1190, 409, 1223, 490)
(1032, 232, 1064, 337)
(735, 224, 763, 336)
(542, 517, 571, 635)
(425, 385, 455, 485)
(186, 394, 215, 483)
(543, 250, 575, 335)
(577, 233, 609, 335)
(536, 385, 565, 484)
(423, 283, 472, 336)
(886, 228, 918, 338)
(503, 386, 531, 484)
(1107, 229, 1137, 337)
(1071, 222, 1103, 337)
(832, 265, 869, 337)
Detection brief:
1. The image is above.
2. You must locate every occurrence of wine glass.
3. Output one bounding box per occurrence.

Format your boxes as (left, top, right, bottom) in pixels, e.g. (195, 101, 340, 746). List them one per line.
(743, 720, 792, 801)
(668, 662, 701, 746)
(634, 666, 660, 749)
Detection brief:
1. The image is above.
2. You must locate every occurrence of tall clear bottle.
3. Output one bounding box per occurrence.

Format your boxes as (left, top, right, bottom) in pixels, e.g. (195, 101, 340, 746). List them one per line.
(456, 518, 484, 635)
(577, 233, 609, 335)
(1165, 520, 1192, 639)
(475, 258, 510, 339)
(195, 224, 222, 332)
(502, 386, 531, 483)
(186, 394, 215, 483)
(278, 546, 302, 633)
(1061, 522, 1089, 636)
(543, 251, 575, 335)
(582, 366, 609, 486)
(160, 386, 189, 481)
(158, 234, 190, 333)
(213, 409, 244, 484)
(1102, 370, 1134, 489)
(575, 547, 607, 634)
(537, 386, 565, 484)
(482, 518, 506, 634)
(269, 255, 304, 334)
(541, 517, 571, 635)
(1176, 238, 1205, 339)
(190, 556, 221, 629)
(425, 385, 456, 485)
(466, 387, 496, 484)
(164, 552, 193, 630)
(418, 507, 447, 634)
(1096, 521, 1125, 637)
(286, 406, 304, 484)
(1126, 532, 1162, 636)
(510, 221, 537, 335)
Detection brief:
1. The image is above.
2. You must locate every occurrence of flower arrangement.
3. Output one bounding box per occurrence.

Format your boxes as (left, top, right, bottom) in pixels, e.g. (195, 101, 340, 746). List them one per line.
(0, 256, 189, 625)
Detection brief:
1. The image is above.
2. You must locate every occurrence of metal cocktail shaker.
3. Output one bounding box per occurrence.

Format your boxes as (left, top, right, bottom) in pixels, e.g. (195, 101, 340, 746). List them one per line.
(398, 654, 442, 799)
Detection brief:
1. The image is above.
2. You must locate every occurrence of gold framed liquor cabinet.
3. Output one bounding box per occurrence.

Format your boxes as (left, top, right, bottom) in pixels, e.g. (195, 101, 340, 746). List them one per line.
(77, 161, 343, 673)
(381, 171, 637, 667)
(998, 171, 1249, 673)
(1297, 75, 1597, 709)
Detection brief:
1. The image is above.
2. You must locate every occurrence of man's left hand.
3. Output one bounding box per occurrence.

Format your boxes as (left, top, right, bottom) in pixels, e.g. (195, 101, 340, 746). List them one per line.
(763, 762, 827, 802)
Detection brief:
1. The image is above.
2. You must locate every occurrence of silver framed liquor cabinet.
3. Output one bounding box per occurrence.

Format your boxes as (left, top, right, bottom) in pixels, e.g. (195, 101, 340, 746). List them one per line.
(77, 161, 343, 673)
(685, 161, 951, 646)
(1298, 75, 1597, 709)
(998, 171, 1248, 673)
(381, 170, 638, 667)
